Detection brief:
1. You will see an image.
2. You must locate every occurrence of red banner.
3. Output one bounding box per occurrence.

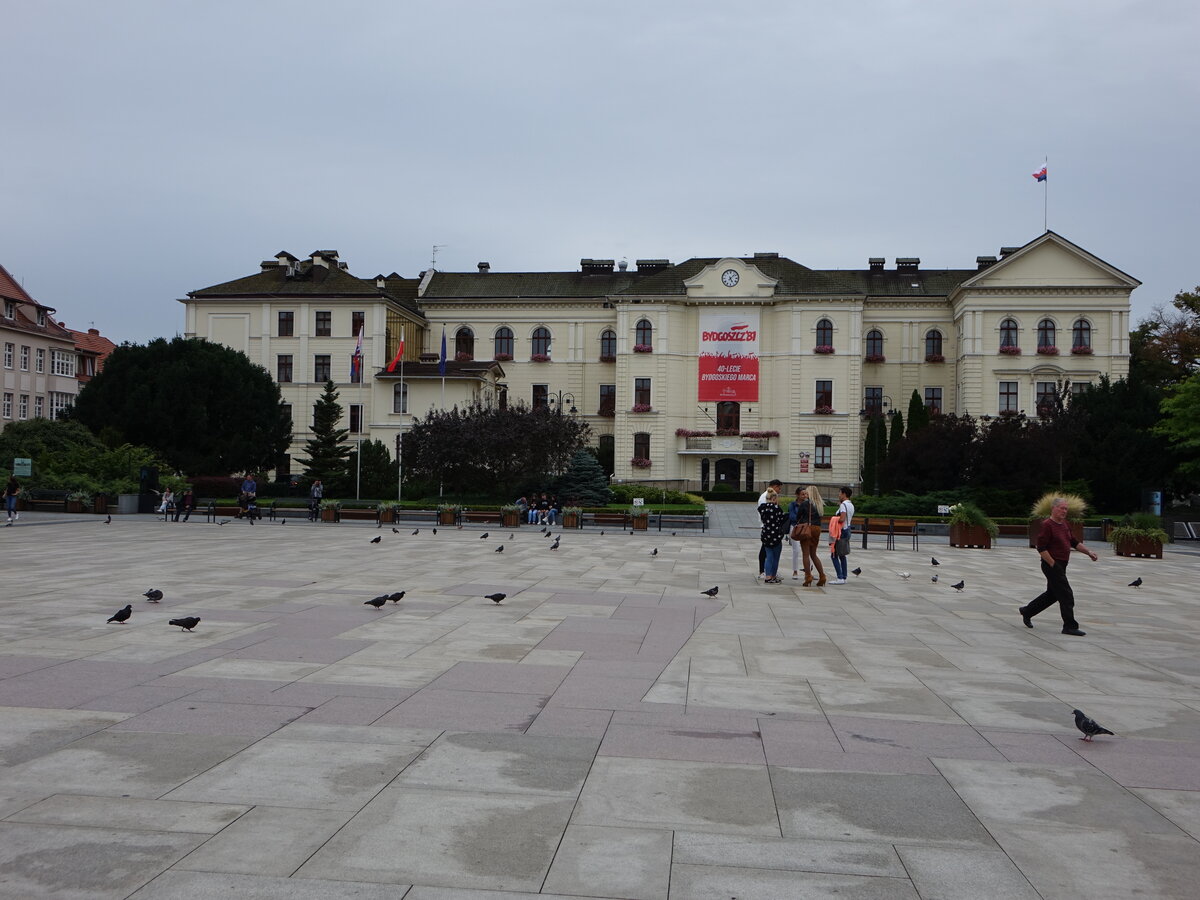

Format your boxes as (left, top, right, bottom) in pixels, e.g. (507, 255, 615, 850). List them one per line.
(698, 311, 759, 402)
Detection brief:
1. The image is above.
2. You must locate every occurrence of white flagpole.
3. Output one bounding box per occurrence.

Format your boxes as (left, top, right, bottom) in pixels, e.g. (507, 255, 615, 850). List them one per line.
(398, 327, 405, 501)
(1043, 156, 1049, 232)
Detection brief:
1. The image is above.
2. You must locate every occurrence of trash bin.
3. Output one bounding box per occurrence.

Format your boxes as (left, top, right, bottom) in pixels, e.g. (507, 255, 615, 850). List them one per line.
(117, 493, 139, 515)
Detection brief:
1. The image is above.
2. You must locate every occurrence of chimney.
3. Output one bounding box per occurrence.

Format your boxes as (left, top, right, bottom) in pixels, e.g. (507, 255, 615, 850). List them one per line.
(868, 257, 885, 272)
(896, 257, 920, 272)
(976, 255, 998, 270)
(753, 252, 779, 259)
(89, 328, 100, 335)
(580, 259, 615, 274)
(635, 259, 670, 273)
(375, 275, 387, 288)
(999, 246, 1020, 257)
(618, 260, 628, 271)
(477, 262, 491, 273)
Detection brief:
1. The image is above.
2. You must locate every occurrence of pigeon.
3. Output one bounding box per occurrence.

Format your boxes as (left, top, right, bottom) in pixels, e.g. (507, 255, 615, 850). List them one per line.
(701, 586, 719, 597)
(931, 557, 940, 566)
(364, 596, 387, 609)
(545, 531, 553, 539)
(650, 548, 658, 556)
(931, 574, 939, 583)
(550, 538, 560, 550)
(104, 515, 112, 524)
(169, 616, 201, 632)
(540, 527, 548, 534)
(143, 589, 163, 603)
(495, 544, 504, 553)
(1128, 577, 1142, 588)
(480, 532, 489, 539)
(951, 580, 965, 592)
(392, 527, 399, 533)
(899, 572, 911, 580)
(1073, 708, 1115, 742)
(107, 605, 132, 624)
(412, 529, 419, 535)
(508, 534, 513, 540)
(600, 530, 604, 536)
(432, 528, 437, 534)
(370, 535, 382, 544)
(388, 591, 405, 603)
(485, 592, 506, 604)
(851, 568, 862, 577)
(672, 532, 677, 536)
(218, 519, 230, 526)
(280, 520, 287, 525)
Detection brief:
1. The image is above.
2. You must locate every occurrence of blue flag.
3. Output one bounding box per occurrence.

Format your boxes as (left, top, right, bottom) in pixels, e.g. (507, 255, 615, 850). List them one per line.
(438, 327, 447, 376)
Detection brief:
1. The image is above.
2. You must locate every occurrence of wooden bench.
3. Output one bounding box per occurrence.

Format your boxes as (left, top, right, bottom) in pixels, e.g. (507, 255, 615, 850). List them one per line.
(655, 513, 707, 533)
(857, 517, 919, 550)
(204, 502, 262, 522)
(462, 510, 503, 525)
(582, 512, 630, 530)
(998, 523, 1028, 537)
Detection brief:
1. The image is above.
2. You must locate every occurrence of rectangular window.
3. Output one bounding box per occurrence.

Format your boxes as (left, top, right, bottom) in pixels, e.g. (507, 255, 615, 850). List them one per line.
(999, 381, 1018, 413)
(924, 387, 942, 416)
(393, 382, 408, 414)
(633, 431, 651, 459)
(277, 354, 293, 383)
(36, 310, 46, 326)
(315, 311, 331, 337)
(280, 403, 292, 430)
(19, 346, 29, 371)
(634, 377, 651, 407)
(1036, 381, 1057, 416)
(815, 435, 832, 468)
(351, 311, 365, 336)
(34, 396, 44, 418)
(532, 384, 548, 409)
(349, 404, 363, 433)
(815, 379, 833, 410)
(278, 311, 294, 336)
(18, 395, 29, 419)
(51, 350, 75, 376)
(82, 356, 95, 376)
(1070, 381, 1091, 397)
(314, 355, 331, 382)
(599, 384, 616, 416)
(2, 393, 11, 418)
(49, 392, 71, 420)
(35, 348, 45, 373)
(3, 343, 11, 368)
(3, 300, 13, 318)
(863, 386, 883, 416)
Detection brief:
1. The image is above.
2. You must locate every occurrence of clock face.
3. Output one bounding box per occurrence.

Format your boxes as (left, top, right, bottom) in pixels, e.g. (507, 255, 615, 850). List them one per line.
(721, 269, 740, 287)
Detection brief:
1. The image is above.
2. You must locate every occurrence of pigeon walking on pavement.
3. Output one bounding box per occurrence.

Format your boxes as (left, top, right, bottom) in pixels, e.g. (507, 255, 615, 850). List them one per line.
(364, 596, 387, 609)
(650, 548, 658, 556)
(495, 544, 504, 553)
(143, 589, 163, 603)
(701, 586, 719, 597)
(388, 591, 405, 603)
(931, 557, 940, 566)
(107, 605, 132, 624)
(485, 592, 506, 604)
(392, 527, 399, 533)
(1128, 577, 1142, 588)
(851, 568, 862, 577)
(1073, 708, 1115, 742)
(411, 529, 419, 535)
(104, 515, 112, 524)
(931, 574, 938, 583)
(951, 580, 965, 592)
(370, 535, 382, 544)
(169, 616, 201, 632)
(480, 532, 489, 539)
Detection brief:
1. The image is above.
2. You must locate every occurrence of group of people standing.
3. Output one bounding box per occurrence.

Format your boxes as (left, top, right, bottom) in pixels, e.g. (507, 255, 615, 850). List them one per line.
(757, 480, 854, 585)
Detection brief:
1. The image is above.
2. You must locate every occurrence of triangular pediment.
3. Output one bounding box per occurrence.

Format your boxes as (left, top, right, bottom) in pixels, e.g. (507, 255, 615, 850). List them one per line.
(683, 258, 779, 299)
(959, 232, 1140, 291)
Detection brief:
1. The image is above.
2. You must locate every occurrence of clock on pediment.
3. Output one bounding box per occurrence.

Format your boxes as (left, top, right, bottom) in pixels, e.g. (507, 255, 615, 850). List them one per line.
(721, 269, 740, 288)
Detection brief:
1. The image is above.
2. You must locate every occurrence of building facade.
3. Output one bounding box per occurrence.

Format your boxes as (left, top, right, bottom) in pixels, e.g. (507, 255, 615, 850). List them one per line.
(183, 232, 1136, 489)
(1, 263, 82, 432)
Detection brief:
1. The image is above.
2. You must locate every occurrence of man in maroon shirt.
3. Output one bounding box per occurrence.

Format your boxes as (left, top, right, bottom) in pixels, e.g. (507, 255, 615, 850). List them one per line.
(1020, 497, 1099, 636)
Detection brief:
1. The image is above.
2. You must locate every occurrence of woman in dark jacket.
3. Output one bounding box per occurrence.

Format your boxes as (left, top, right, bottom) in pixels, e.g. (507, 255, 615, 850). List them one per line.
(758, 489, 787, 583)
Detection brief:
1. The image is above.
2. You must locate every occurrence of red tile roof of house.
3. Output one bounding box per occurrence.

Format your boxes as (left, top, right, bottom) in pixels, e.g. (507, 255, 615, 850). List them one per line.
(0, 262, 38, 305)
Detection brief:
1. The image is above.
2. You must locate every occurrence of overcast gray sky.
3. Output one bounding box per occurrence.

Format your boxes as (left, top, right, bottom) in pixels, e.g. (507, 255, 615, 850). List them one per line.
(3, 1, 1196, 343)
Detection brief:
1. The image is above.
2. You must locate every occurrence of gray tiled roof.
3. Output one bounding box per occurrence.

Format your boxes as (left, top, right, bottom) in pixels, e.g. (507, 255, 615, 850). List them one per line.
(421, 270, 645, 300)
(189, 259, 382, 298)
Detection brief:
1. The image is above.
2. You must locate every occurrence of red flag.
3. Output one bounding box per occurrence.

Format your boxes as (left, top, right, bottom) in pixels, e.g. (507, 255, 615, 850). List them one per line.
(387, 328, 405, 372)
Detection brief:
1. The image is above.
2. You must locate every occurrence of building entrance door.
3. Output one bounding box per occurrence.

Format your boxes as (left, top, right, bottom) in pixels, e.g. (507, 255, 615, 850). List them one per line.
(715, 458, 740, 489)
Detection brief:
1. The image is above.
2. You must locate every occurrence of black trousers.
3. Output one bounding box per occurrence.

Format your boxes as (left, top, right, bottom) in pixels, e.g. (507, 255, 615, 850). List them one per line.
(1025, 559, 1079, 630)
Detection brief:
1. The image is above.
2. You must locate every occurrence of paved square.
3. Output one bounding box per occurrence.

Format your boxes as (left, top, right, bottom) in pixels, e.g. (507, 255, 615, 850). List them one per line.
(2, 510, 1199, 897)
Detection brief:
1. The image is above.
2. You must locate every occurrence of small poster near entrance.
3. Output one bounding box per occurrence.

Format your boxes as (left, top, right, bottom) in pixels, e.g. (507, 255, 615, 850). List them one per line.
(798, 452, 810, 474)
(698, 311, 759, 402)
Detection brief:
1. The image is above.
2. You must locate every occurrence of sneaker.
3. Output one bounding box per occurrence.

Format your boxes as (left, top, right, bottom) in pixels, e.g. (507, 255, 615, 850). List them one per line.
(13, 513, 18, 521)
(830, 578, 846, 585)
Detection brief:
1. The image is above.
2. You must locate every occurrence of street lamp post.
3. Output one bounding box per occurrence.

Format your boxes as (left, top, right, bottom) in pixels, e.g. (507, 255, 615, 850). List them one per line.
(547, 391, 577, 414)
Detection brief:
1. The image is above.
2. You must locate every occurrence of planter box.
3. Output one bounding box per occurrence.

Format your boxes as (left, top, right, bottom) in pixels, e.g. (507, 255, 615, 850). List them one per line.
(378, 508, 396, 524)
(320, 508, 337, 523)
(949, 523, 992, 548)
(1027, 520, 1084, 548)
(502, 511, 521, 528)
(67, 500, 85, 514)
(562, 513, 580, 529)
(1113, 537, 1163, 559)
(93, 495, 109, 514)
(438, 511, 458, 526)
(631, 516, 649, 531)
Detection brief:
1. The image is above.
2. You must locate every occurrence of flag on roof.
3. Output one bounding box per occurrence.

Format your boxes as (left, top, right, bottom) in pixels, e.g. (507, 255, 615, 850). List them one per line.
(349, 325, 364, 381)
(386, 327, 405, 372)
(1032, 163, 1047, 182)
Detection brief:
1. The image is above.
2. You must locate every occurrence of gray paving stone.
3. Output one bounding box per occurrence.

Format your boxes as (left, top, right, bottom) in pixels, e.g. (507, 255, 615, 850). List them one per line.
(673, 830, 906, 876)
(0, 706, 128, 766)
(395, 731, 599, 795)
(174, 805, 354, 876)
(895, 846, 1042, 900)
(668, 863, 919, 899)
(125, 870, 406, 899)
(544, 823, 671, 900)
(6, 794, 248, 833)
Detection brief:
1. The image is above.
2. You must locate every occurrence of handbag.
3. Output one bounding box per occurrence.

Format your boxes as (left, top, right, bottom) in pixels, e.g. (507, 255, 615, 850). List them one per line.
(835, 534, 850, 556)
(790, 523, 806, 541)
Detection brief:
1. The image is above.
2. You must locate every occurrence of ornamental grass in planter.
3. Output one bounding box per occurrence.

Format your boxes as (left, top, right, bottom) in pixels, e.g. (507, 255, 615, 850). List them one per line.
(377, 501, 399, 523)
(437, 503, 461, 525)
(1028, 492, 1087, 546)
(629, 506, 650, 530)
(947, 502, 998, 548)
(500, 503, 523, 527)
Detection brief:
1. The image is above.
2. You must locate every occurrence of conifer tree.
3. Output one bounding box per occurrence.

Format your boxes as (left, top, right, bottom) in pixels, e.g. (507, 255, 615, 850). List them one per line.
(888, 409, 905, 453)
(555, 449, 613, 506)
(296, 381, 351, 491)
(906, 389, 930, 434)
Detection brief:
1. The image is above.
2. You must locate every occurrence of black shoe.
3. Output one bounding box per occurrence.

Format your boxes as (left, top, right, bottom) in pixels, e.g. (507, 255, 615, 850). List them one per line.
(1019, 607, 1033, 628)
(1061, 628, 1087, 636)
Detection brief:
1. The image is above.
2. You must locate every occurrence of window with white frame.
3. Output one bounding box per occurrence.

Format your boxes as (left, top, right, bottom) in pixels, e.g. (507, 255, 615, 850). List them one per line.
(34, 396, 44, 418)
(49, 391, 72, 420)
(36, 310, 46, 326)
(815, 435, 832, 468)
(924, 387, 943, 415)
(51, 349, 75, 376)
(35, 348, 45, 373)
(3, 343, 12, 368)
(1072, 319, 1091, 350)
(999, 381, 1018, 413)
(1036, 382, 1058, 417)
(18, 395, 28, 419)
(3, 300, 13, 318)
(2, 393, 11, 418)
(393, 382, 408, 413)
(19, 346, 29, 370)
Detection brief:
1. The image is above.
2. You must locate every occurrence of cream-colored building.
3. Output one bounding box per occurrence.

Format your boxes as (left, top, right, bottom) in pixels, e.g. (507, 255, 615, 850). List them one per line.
(1, 263, 81, 432)
(183, 232, 1136, 490)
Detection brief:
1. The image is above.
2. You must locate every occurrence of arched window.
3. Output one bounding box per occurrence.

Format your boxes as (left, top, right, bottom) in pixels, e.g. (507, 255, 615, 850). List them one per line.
(531, 326, 551, 358)
(865, 329, 884, 358)
(1037, 318, 1056, 349)
(815, 318, 834, 348)
(494, 326, 513, 359)
(1072, 319, 1091, 350)
(925, 329, 943, 359)
(716, 401, 740, 433)
(455, 326, 474, 360)
(599, 329, 616, 360)
(1000, 318, 1019, 349)
(635, 318, 653, 349)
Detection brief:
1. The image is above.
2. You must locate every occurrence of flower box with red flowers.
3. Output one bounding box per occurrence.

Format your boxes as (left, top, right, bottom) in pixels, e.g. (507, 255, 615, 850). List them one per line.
(454, 351, 473, 362)
(813, 345, 835, 355)
(813, 406, 835, 415)
(675, 428, 714, 437)
(599, 354, 616, 363)
(925, 353, 945, 363)
(630, 404, 653, 413)
(865, 354, 886, 364)
(630, 457, 653, 468)
(530, 354, 551, 363)
(632, 344, 653, 353)
(715, 428, 739, 436)
(998, 345, 1022, 356)
(814, 463, 833, 469)
(1071, 345, 1093, 355)
(741, 430, 779, 438)
(1036, 346, 1059, 356)
(493, 353, 513, 361)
